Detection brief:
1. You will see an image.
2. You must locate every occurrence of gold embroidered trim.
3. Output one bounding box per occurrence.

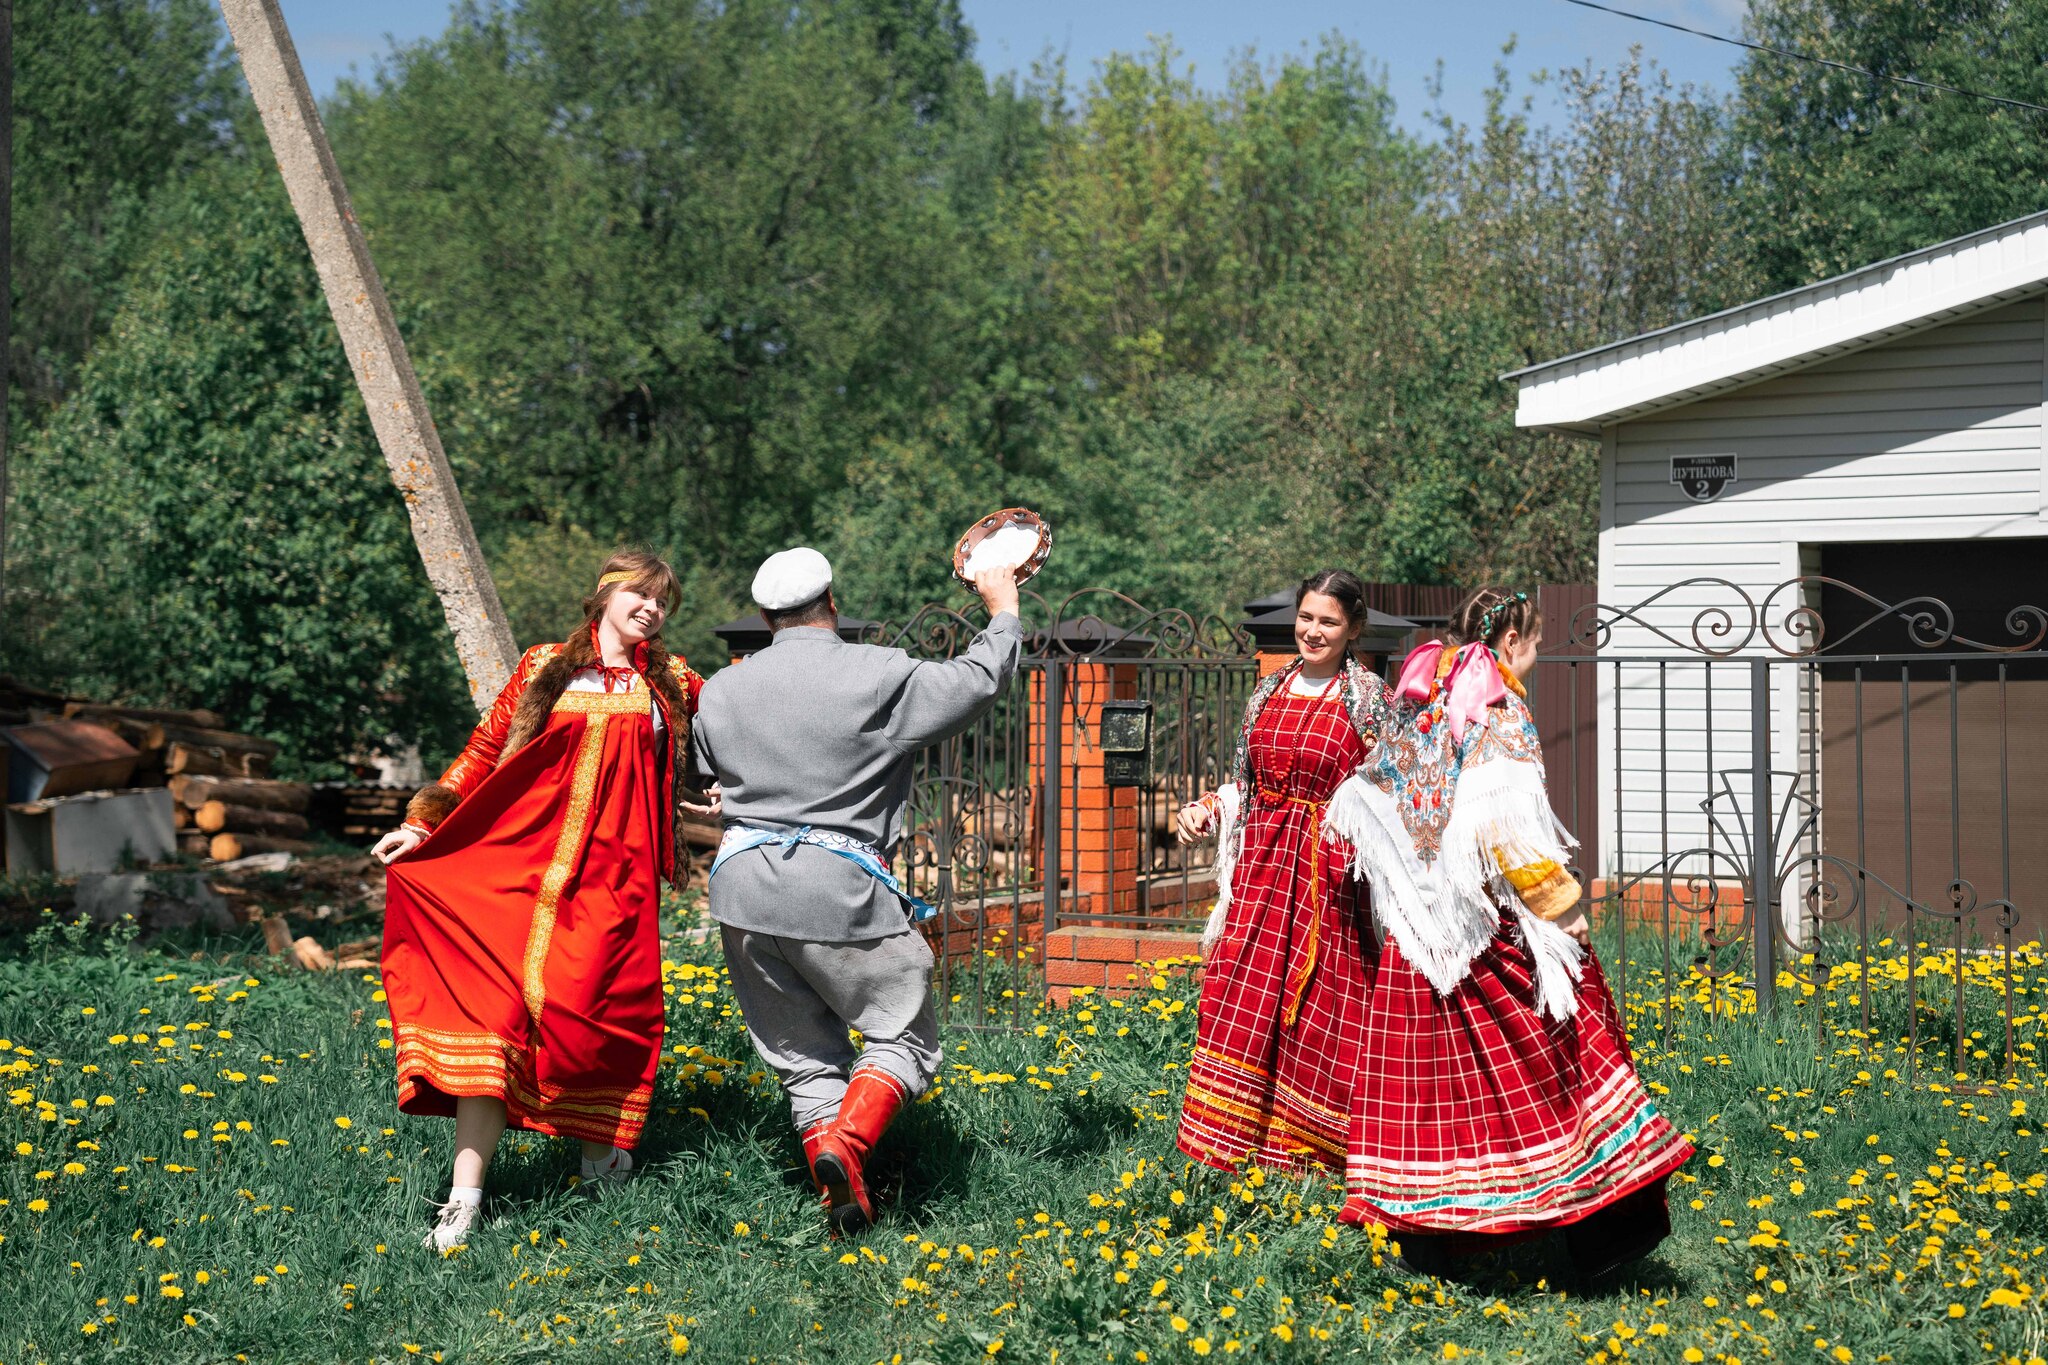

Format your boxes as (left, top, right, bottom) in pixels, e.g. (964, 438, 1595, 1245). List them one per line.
(523, 712, 613, 1019)
(552, 689, 652, 715)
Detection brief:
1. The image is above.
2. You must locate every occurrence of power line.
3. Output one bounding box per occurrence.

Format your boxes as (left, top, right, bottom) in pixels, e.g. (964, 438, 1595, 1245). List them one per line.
(1559, 0, 2048, 116)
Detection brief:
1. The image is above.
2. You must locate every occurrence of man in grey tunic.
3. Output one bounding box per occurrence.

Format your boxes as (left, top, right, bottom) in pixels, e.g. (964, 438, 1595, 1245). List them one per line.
(692, 546, 1022, 1233)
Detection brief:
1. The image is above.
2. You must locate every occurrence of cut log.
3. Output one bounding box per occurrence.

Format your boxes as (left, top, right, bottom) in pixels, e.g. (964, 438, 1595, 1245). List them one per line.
(85, 716, 166, 752)
(290, 936, 335, 971)
(155, 724, 279, 761)
(63, 703, 227, 730)
(169, 775, 310, 813)
(260, 915, 294, 955)
(173, 805, 191, 830)
(194, 802, 310, 838)
(209, 833, 314, 862)
(178, 832, 211, 858)
(166, 743, 271, 779)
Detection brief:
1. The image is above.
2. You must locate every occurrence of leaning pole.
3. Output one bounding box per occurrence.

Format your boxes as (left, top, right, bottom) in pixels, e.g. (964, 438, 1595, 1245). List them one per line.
(217, 0, 518, 712)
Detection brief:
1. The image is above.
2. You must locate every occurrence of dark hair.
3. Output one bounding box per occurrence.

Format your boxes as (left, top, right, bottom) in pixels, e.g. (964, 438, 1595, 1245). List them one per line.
(763, 589, 836, 631)
(1446, 587, 1540, 649)
(580, 547, 681, 629)
(1295, 569, 1366, 624)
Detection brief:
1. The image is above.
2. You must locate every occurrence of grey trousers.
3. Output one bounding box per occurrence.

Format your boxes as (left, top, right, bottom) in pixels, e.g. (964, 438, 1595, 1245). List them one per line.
(718, 924, 942, 1133)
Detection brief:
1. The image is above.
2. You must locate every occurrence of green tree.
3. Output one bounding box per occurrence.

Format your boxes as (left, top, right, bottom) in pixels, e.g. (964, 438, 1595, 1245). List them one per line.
(326, 0, 1032, 663)
(4, 158, 471, 771)
(1734, 0, 2048, 289)
(1363, 49, 1754, 586)
(10, 0, 241, 417)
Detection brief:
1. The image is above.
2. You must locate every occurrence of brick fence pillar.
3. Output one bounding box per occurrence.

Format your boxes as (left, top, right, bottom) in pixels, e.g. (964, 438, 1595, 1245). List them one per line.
(1056, 661, 1140, 922)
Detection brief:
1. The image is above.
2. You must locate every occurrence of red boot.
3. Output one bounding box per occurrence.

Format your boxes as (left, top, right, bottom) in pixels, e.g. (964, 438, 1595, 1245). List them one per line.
(810, 1069, 908, 1235)
(800, 1123, 832, 1208)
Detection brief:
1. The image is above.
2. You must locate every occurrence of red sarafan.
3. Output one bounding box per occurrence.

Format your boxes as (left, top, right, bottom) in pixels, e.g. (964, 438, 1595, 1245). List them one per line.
(381, 585, 702, 1152)
(1178, 675, 1378, 1175)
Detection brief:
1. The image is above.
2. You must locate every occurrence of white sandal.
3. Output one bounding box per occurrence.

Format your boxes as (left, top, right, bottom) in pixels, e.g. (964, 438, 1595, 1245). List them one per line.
(580, 1146, 634, 1185)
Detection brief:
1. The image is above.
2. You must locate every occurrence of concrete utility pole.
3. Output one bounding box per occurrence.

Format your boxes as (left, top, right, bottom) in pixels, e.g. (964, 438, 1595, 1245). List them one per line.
(217, 0, 518, 711)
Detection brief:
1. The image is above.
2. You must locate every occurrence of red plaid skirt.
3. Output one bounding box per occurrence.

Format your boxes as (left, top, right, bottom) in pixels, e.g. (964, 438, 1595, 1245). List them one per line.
(1177, 688, 1373, 1176)
(1338, 926, 1692, 1235)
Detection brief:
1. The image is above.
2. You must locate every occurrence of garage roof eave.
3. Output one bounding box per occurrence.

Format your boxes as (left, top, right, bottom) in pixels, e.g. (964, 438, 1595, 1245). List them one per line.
(1506, 208, 2048, 431)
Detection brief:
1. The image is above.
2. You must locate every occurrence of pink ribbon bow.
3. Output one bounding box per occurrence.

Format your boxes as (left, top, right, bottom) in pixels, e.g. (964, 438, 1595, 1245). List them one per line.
(1394, 641, 1506, 743)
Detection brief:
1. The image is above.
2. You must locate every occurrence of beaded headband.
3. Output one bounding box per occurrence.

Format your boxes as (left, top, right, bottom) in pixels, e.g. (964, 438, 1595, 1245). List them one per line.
(1477, 590, 1528, 641)
(597, 571, 636, 588)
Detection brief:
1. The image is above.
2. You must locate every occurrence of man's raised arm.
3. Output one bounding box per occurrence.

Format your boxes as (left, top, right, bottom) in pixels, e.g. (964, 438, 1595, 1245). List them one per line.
(885, 566, 1024, 751)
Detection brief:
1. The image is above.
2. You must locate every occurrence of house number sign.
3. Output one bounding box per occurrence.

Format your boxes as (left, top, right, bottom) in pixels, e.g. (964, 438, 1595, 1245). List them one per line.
(1671, 454, 1737, 502)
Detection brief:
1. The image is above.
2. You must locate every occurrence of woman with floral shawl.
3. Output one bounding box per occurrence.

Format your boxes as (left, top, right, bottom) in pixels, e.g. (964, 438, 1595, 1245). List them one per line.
(1328, 588, 1690, 1277)
(1172, 570, 1392, 1177)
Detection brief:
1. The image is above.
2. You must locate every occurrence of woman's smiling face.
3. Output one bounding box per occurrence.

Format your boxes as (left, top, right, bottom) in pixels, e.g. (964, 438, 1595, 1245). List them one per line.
(1294, 590, 1360, 670)
(605, 584, 668, 645)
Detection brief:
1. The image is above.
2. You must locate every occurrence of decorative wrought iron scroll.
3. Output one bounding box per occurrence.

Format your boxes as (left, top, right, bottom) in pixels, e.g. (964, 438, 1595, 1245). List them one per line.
(1569, 576, 2048, 657)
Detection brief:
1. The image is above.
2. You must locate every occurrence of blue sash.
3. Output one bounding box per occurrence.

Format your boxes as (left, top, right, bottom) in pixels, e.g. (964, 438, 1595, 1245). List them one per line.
(709, 822, 937, 923)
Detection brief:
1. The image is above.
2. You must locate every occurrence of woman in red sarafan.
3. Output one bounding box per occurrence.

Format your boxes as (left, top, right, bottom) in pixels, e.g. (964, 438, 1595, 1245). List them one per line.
(1171, 570, 1391, 1176)
(372, 548, 708, 1253)
(1327, 587, 1691, 1279)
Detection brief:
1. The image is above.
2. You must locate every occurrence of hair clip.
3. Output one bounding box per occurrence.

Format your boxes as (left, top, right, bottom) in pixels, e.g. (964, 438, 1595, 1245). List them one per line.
(1478, 590, 1528, 640)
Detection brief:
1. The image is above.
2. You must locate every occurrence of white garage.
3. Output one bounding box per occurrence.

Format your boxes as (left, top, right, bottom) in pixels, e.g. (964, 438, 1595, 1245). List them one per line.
(1507, 211, 2048, 942)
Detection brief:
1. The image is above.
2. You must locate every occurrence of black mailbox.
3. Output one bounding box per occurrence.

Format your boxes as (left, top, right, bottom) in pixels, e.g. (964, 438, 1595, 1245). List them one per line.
(1098, 700, 1153, 788)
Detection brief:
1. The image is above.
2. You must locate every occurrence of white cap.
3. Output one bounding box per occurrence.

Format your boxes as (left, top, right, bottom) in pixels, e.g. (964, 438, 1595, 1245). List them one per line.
(751, 546, 834, 612)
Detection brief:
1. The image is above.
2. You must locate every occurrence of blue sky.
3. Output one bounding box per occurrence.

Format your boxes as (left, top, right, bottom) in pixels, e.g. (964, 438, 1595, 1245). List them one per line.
(275, 0, 1750, 133)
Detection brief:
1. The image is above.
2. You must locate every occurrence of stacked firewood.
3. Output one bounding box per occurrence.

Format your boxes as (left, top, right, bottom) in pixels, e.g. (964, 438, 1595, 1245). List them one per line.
(307, 783, 411, 843)
(60, 702, 282, 789)
(166, 773, 313, 861)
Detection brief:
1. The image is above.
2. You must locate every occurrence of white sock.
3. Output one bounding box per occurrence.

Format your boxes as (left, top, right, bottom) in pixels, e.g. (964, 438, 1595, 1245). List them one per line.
(448, 1185, 483, 1206)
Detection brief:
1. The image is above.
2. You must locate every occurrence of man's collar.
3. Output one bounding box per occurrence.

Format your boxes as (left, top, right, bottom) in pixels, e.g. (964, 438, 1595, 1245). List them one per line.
(767, 625, 841, 645)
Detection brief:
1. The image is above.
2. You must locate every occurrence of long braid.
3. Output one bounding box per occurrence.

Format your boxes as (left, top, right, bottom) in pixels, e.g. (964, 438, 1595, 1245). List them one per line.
(1447, 587, 1537, 649)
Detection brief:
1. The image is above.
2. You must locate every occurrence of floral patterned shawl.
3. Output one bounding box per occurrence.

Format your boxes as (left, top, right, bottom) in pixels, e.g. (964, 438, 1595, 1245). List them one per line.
(1323, 641, 1586, 1019)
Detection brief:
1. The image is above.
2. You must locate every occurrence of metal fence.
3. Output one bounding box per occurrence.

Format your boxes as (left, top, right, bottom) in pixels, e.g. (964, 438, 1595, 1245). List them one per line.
(862, 588, 1256, 1027)
(865, 574, 2045, 1075)
(1541, 575, 2047, 1086)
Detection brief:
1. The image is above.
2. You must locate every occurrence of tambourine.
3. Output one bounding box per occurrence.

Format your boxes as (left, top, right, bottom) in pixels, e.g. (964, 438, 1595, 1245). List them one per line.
(951, 507, 1052, 589)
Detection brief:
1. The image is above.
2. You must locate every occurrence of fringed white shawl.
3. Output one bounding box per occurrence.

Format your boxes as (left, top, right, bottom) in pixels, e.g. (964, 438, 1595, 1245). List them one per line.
(1322, 642, 1586, 1020)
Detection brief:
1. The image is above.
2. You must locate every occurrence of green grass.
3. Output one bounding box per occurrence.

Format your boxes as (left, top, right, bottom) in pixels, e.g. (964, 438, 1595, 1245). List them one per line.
(4, 908, 2047, 1364)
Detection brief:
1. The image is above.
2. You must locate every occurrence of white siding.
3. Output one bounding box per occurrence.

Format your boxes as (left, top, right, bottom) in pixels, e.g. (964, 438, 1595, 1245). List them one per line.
(1596, 295, 2048, 920)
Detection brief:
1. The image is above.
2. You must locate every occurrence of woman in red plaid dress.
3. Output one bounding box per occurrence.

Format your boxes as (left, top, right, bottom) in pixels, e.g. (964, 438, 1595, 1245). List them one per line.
(1172, 571, 1391, 1176)
(1327, 589, 1691, 1277)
